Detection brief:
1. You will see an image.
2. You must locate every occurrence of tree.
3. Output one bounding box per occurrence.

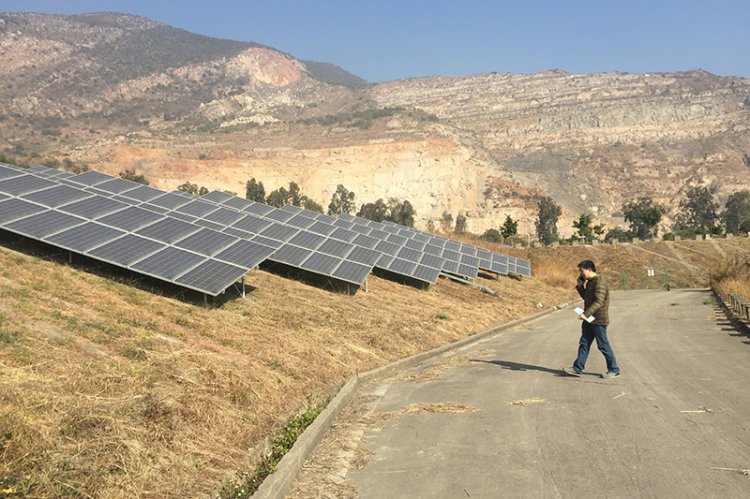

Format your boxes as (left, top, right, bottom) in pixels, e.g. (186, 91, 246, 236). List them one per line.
(605, 227, 632, 242)
(177, 181, 200, 195)
(623, 197, 663, 239)
(481, 228, 503, 243)
(358, 199, 389, 222)
(119, 169, 149, 185)
(454, 212, 467, 234)
(535, 196, 561, 245)
(245, 178, 265, 202)
(301, 196, 324, 213)
(266, 187, 289, 208)
(675, 186, 720, 235)
(500, 215, 518, 239)
(327, 184, 356, 216)
(722, 190, 750, 234)
(572, 213, 603, 242)
(289, 181, 303, 207)
(390, 199, 415, 227)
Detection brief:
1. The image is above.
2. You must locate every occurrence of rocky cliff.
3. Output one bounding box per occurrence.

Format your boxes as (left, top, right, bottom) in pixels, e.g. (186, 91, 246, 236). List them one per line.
(1, 12, 748, 235)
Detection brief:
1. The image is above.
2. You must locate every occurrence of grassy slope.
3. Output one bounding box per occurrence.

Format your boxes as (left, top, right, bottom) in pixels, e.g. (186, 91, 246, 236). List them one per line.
(0, 235, 748, 497)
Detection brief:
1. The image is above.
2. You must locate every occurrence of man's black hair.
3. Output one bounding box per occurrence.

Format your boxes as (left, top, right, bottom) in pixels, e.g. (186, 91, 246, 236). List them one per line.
(578, 260, 596, 272)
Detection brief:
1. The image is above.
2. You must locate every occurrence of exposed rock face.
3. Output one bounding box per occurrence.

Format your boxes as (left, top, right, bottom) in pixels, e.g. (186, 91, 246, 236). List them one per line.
(2, 12, 749, 235)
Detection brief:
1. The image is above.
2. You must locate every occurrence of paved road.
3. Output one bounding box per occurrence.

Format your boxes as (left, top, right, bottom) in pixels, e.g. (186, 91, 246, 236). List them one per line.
(289, 290, 750, 498)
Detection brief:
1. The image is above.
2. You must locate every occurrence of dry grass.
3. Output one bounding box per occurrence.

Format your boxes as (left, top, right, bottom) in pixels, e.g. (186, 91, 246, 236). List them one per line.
(1, 235, 749, 497)
(711, 254, 750, 303)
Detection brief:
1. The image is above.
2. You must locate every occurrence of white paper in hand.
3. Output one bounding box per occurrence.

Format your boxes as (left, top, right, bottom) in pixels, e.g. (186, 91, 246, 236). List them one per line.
(574, 307, 595, 323)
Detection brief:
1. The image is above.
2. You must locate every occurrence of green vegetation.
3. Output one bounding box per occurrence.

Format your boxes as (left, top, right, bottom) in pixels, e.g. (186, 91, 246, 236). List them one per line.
(501, 215, 518, 239)
(245, 178, 266, 203)
(219, 404, 324, 499)
(674, 186, 721, 236)
(356, 198, 416, 227)
(571, 213, 605, 243)
(454, 213, 468, 235)
(722, 190, 750, 234)
(327, 184, 357, 216)
(535, 196, 561, 245)
(119, 169, 150, 185)
(623, 197, 663, 239)
(177, 182, 209, 196)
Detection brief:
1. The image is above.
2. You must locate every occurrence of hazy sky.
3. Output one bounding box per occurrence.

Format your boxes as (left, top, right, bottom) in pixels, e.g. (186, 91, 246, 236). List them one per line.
(2, 0, 748, 83)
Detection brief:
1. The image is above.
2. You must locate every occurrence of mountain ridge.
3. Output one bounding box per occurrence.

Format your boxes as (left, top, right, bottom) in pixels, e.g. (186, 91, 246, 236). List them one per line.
(1, 11, 748, 236)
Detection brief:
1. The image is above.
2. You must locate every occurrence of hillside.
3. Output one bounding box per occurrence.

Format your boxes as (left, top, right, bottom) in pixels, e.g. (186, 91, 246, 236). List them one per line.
(1, 230, 749, 497)
(1, 12, 749, 237)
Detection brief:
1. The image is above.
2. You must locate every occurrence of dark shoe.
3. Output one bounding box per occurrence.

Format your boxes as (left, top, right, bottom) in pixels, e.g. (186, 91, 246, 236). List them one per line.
(601, 371, 621, 379)
(562, 367, 582, 377)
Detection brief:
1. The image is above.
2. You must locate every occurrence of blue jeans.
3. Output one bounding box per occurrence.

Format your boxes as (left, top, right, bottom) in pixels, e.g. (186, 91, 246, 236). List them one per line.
(573, 322, 619, 374)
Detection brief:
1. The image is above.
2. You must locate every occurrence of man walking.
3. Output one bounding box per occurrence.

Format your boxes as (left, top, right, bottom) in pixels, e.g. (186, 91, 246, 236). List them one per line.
(562, 260, 621, 379)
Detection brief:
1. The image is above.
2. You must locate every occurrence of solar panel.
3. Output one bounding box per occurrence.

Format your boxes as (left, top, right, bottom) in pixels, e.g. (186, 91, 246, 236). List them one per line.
(203, 207, 246, 226)
(331, 260, 371, 285)
(149, 192, 192, 210)
(4, 210, 85, 239)
(300, 252, 341, 275)
(397, 246, 422, 263)
(404, 238, 426, 252)
(458, 263, 479, 279)
(0, 198, 48, 224)
(166, 211, 199, 223)
(289, 231, 326, 250)
(202, 190, 235, 203)
(119, 185, 165, 202)
(307, 220, 337, 236)
(174, 259, 248, 295)
(20, 185, 92, 208)
(0, 164, 26, 180)
(111, 195, 141, 206)
(135, 218, 201, 244)
(224, 197, 256, 211)
(375, 239, 401, 256)
(386, 233, 408, 246)
(58, 196, 129, 219)
(130, 246, 206, 281)
(413, 265, 441, 283)
(268, 244, 312, 267)
(419, 253, 444, 269)
(387, 258, 417, 276)
(0, 175, 58, 196)
(353, 233, 379, 249)
(175, 199, 220, 218)
(232, 214, 274, 234)
(97, 206, 164, 232)
(215, 239, 276, 268)
(264, 209, 296, 223)
(174, 228, 238, 256)
(318, 238, 355, 258)
(250, 234, 285, 249)
(329, 227, 359, 242)
(87, 234, 165, 267)
(69, 171, 114, 186)
(194, 219, 225, 231)
(346, 246, 381, 266)
(286, 214, 317, 229)
(141, 203, 170, 214)
(45, 222, 127, 253)
(423, 244, 443, 256)
(95, 178, 141, 195)
(260, 223, 299, 242)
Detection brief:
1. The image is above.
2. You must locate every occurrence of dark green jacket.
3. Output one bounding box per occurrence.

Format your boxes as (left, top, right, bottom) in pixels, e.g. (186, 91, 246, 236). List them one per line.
(576, 274, 610, 325)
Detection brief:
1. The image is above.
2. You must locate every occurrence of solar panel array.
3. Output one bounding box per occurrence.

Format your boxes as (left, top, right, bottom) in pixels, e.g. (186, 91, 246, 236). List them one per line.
(1, 163, 532, 298)
(0, 164, 275, 296)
